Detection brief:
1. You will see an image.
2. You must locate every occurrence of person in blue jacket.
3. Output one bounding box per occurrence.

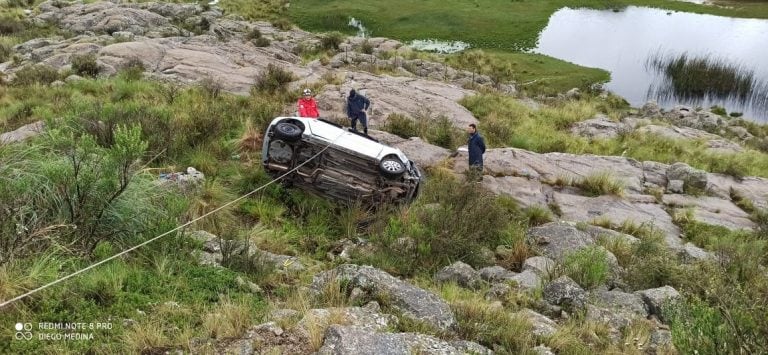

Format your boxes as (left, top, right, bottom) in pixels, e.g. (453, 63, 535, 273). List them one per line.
(346, 89, 371, 135)
(467, 123, 486, 181)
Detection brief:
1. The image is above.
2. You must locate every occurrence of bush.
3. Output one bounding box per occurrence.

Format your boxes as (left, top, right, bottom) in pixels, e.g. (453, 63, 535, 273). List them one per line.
(319, 31, 345, 51)
(118, 58, 145, 81)
(253, 63, 295, 93)
(11, 64, 60, 86)
(560, 246, 610, 289)
(360, 40, 374, 54)
(0, 43, 11, 63)
(575, 171, 625, 196)
(383, 113, 419, 138)
(710, 105, 727, 116)
(426, 115, 463, 150)
(246, 28, 262, 40)
(253, 37, 271, 47)
(71, 53, 101, 77)
(0, 17, 25, 35)
(271, 18, 292, 30)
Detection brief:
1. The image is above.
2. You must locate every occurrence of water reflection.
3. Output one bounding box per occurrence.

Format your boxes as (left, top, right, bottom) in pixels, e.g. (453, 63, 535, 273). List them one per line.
(534, 6, 768, 120)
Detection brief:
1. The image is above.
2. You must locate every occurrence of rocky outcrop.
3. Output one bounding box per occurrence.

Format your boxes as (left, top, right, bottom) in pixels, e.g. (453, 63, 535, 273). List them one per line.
(478, 266, 518, 283)
(526, 222, 595, 261)
(435, 261, 484, 289)
(636, 286, 681, 322)
(662, 194, 754, 230)
(311, 264, 456, 331)
(586, 290, 649, 335)
(522, 256, 556, 276)
(517, 309, 558, 337)
(667, 162, 708, 192)
(570, 114, 630, 140)
(317, 325, 490, 355)
(543, 276, 587, 311)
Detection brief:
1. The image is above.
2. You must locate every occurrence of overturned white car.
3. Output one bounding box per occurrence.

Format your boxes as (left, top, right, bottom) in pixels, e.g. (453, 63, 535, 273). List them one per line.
(261, 117, 422, 204)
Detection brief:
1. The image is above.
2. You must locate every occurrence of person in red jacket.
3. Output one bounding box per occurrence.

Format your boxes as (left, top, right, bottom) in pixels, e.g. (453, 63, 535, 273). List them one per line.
(297, 88, 320, 118)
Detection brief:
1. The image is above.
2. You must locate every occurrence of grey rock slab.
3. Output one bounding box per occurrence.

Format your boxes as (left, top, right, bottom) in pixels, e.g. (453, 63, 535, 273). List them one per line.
(317, 325, 486, 355)
(636, 286, 681, 321)
(315, 72, 479, 130)
(481, 175, 553, 209)
(391, 137, 451, 169)
(526, 222, 595, 261)
(662, 194, 754, 231)
(708, 174, 768, 210)
(478, 266, 517, 283)
(311, 264, 456, 331)
(679, 242, 715, 263)
(642, 161, 670, 188)
(435, 261, 484, 289)
(553, 192, 683, 249)
(666, 180, 684, 194)
(636, 124, 721, 141)
(452, 148, 645, 194)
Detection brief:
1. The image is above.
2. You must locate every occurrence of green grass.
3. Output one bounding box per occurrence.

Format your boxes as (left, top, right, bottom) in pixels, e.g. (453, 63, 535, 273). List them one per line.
(559, 246, 610, 289)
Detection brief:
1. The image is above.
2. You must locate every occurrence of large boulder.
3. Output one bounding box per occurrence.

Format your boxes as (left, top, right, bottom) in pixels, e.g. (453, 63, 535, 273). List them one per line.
(311, 264, 456, 331)
(317, 325, 490, 355)
(435, 261, 484, 289)
(516, 309, 558, 337)
(481, 175, 554, 209)
(666, 162, 708, 192)
(478, 266, 518, 283)
(526, 222, 595, 261)
(571, 114, 630, 140)
(636, 286, 681, 322)
(36, 1, 182, 36)
(543, 276, 587, 311)
(586, 290, 649, 333)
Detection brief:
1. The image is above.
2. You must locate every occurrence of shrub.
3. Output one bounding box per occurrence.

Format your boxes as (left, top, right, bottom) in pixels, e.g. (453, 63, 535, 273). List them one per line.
(560, 246, 610, 289)
(426, 115, 462, 150)
(0, 17, 25, 35)
(710, 105, 727, 116)
(319, 31, 345, 51)
(0, 43, 11, 63)
(253, 63, 295, 93)
(118, 57, 145, 81)
(271, 18, 292, 30)
(246, 28, 262, 40)
(575, 171, 625, 196)
(383, 113, 419, 138)
(71, 53, 101, 77)
(199, 77, 223, 99)
(253, 37, 271, 47)
(360, 40, 374, 54)
(11, 64, 60, 86)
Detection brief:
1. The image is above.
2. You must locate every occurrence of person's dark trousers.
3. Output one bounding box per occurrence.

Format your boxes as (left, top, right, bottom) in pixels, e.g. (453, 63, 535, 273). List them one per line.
(350, 112, 368, 135)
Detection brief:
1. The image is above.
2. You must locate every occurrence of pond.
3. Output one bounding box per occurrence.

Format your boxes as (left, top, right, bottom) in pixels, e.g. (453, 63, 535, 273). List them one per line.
(533, 6, 768, 121)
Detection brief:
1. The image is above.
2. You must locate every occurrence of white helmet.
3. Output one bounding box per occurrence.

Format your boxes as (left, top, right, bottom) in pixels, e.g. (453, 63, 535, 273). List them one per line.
(302, 88, 312, 96)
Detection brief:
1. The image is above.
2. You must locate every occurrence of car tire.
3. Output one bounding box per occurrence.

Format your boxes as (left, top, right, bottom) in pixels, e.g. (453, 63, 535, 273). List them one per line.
(379, 156, 406, 179)
(274, 122, 303, 142)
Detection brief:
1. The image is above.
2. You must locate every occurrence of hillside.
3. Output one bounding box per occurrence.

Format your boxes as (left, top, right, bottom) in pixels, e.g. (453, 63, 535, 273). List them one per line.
(1, 1, 768, 354)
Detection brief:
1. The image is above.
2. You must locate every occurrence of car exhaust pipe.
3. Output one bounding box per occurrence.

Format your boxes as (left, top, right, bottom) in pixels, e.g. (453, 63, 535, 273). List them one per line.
(267, 163, 290, 171)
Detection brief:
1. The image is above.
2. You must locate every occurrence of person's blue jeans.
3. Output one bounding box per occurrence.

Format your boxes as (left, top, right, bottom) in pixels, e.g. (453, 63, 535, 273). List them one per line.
(350, 112, 368, 135)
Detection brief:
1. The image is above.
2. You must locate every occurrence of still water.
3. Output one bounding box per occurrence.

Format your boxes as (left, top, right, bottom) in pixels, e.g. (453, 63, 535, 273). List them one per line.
(534, 6, 768, 120)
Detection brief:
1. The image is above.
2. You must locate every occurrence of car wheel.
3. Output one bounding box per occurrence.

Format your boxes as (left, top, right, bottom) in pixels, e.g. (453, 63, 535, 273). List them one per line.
(379, 156, 406, 179)
(274, 122, 303, 142)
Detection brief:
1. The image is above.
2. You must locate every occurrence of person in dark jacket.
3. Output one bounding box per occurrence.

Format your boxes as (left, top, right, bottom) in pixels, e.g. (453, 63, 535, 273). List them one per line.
(466, 123, 486, 181)
(346, 89, 371, 135)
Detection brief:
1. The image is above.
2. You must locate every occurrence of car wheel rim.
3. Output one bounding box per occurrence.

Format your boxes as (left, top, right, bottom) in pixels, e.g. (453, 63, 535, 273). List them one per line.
(382, 160, 402, 172)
